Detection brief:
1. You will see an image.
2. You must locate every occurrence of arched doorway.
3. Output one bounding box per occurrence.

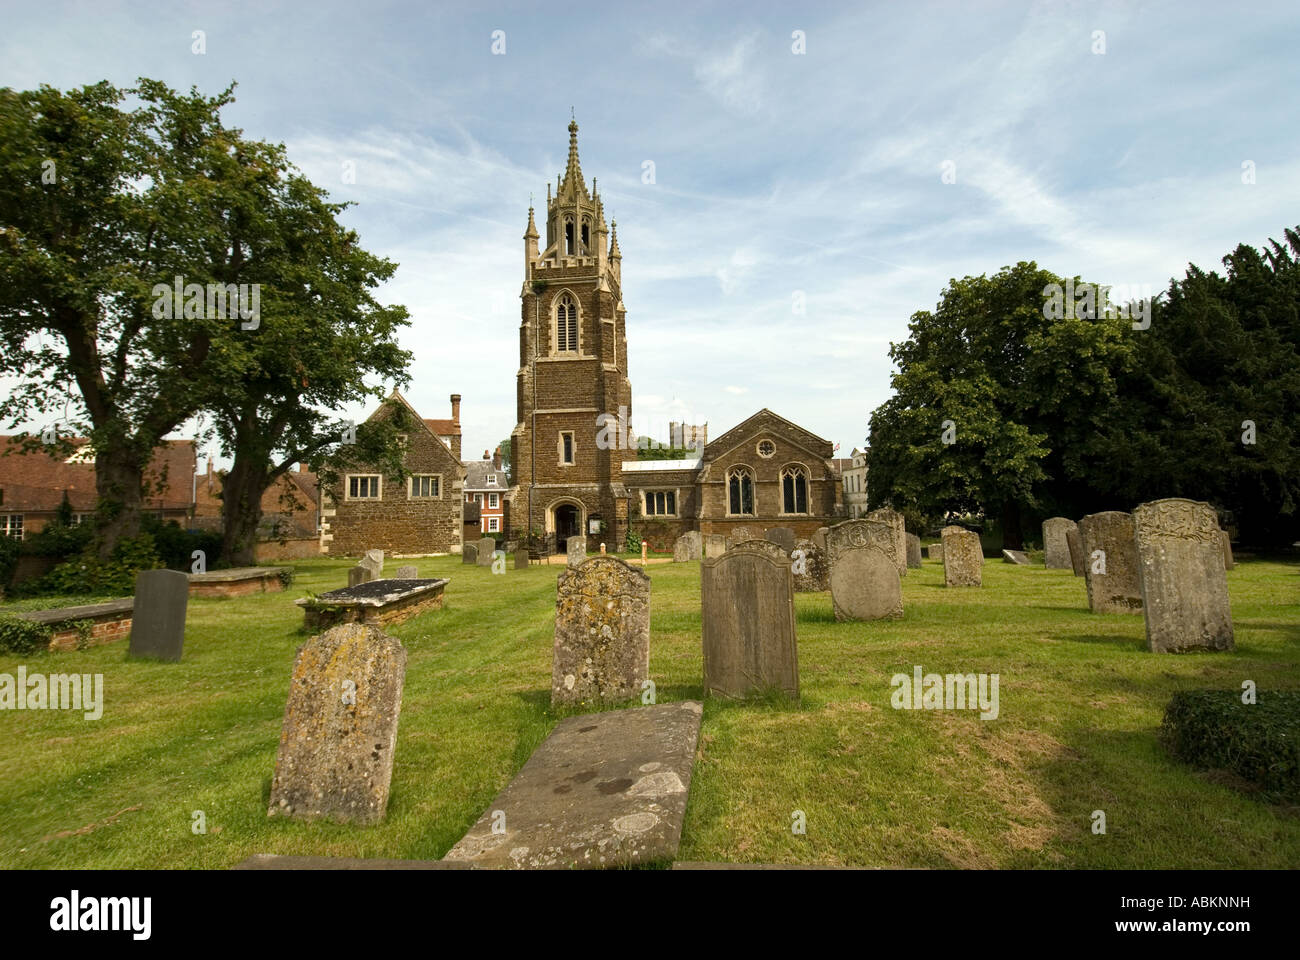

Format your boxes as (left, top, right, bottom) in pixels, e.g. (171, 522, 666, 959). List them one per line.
(552, 501, 583, 552)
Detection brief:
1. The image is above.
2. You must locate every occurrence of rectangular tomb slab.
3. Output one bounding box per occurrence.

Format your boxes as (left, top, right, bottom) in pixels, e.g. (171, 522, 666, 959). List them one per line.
(296, 578, 449, 631)
(443, 701, 703, 869)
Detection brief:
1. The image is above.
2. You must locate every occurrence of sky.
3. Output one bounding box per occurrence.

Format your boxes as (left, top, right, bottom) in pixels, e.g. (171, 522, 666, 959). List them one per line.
(2, 0, 1298, 466)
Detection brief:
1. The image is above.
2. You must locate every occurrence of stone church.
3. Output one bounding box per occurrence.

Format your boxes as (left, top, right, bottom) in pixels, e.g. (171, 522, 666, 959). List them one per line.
(509, 121, 843, 550)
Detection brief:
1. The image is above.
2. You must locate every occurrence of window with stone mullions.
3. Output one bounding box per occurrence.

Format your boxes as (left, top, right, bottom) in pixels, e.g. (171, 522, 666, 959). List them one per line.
(782, 467, 808, 514)
(411, 475, 440, 498)
(728, 469, 754, 515)
(645, 491, 676, 516)
(556, 294, 578, 352)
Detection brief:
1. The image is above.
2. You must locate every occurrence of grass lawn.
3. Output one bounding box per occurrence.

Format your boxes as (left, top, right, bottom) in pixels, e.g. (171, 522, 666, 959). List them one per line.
(1, 553, 1297, 869)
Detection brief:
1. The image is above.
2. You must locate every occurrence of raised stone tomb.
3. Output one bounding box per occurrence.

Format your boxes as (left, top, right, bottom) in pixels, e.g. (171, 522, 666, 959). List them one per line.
(296, 578, 449, 631)
(188, 566, 291, 599)
(19, 599, 134, 652)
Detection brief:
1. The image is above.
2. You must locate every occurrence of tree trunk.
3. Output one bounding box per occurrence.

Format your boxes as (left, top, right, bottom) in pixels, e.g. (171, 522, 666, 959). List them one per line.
(220, 454, 268, 567)
(1000, 500, 1024, 550)
(94, 449, 146, 560)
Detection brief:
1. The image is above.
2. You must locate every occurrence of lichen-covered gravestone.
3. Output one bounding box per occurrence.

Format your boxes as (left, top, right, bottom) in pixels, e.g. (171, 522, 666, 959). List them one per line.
(1042, 518, 1076, 569)
(268, 622, 407, 824)
(1065, 528, 1086, 577)
(727, 526, 757, 548)
(866, 508, 907, 577)
(476, 537, 496, 567)
(394, 565, 418, 579)
(941, 526, 982, 587)
(462, 543, 478, 565)
(825, 520, 902, 620)
(566, 536, 587, 568)
(927, 542, 944, 562)
(701, 549, 798, 699)
(128, 569, 189, 661)
(905, 533, 922, 569)
(551, 557, 650, 709)
(1079, 511, 1142, 615)
(673, 531, 701, 562)
(791, 538, 829, 592)
(361, 549, 384, 580)
(703, 533, 728, 559)
(348, 565, 370, 588)
(1133, 499, 1233, 652)
(515, 547, 529, 570)
(764, 526, 796, 555)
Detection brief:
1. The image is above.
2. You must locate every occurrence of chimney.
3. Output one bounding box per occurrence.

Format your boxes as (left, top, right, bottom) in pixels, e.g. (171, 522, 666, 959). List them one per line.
(450, 393, 462, 460)
(206, 456, 214, 493)
(492, 446, 502, 470)
(483, 449, 490, 460)
(450, 393, 461, 423)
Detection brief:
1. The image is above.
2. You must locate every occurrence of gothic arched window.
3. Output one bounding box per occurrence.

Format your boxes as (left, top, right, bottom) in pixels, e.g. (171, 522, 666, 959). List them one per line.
(781, 465, 808, 514)
(581, 219, 590, 252)
(564, 217, 575, 256)
(555, 293, 578, 353)
(728, 467, 755, 516)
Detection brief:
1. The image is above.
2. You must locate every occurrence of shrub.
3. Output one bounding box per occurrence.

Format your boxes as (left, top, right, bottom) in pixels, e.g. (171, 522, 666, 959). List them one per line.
(141, 515, 224, 571)
(1161, 689, 1300, 800)
(625, 529, 642, 553)
(25, 533, 162, 598)
(19, 519, 94, 560)
(0, 614, 52, 654)
(0, 536, 19, 593)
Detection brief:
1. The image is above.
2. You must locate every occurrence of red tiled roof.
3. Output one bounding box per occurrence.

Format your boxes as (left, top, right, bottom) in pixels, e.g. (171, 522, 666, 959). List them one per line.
(0, 436, 197, 513)
(425, 418, 460, 436)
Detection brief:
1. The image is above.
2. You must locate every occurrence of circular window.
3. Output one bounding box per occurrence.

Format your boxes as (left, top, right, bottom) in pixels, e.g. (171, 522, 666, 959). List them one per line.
(757, 439, 776, 459)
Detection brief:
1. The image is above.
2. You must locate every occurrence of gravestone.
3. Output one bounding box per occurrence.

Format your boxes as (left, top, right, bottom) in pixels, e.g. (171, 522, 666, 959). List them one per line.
(348, 565, 370, 587)
(729, 539, 789, 564)
(476, 537, 496, 567)
(813, 527, 829, 553)
(701, 549, 798, 699)
(128, 569, 189, 661)
(866, 508, 907, 577)
(1001, 549, 1030, 565)
(941, 526, 982, 587)
(360, 549, 384, 580)
(791, 538, 829, 592)
(267, 622, 407, 824)
(551, 557, 650, 708)
(1042, 518, 1076, 569)
(1079, 510, 1142, 615)
(927, 543, 943, 562)
(829, 543, 902, 621)
(1133, 499, 1233, 652)
(825, 519, 897, 569)
(673, 531, 702, 563)
(1219, 530, 1234, 570)
(395, 565, 418, 579)
(764, 526, 796, 555)
(462, 543, 478, 565)
(1065, 528, 1086, 577)
(727, 526, 757, 547)
(515, 547, 529, 570)
(703, 533, 728, 559)
(566, 536, 588, 568)
(906, 533, 922, 568)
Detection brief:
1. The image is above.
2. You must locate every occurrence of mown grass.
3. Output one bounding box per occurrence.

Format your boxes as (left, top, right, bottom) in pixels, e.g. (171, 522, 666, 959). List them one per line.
(1, 553, 1297, 868)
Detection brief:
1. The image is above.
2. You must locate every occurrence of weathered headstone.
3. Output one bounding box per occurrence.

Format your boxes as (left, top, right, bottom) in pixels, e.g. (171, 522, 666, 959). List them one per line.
(701, 549, 798, 699)
(551, 557, 650, 708)
(348, 565, 370, 587)
(360, 548, 384, 580)
(905, 533, 922, 568)
(927, 543, 943, 562)
(829, 543, 902, 621)
(1065, 528, 1086, 576)
(791, 538, 829, 592)
(1001, 549, 1030, 565)
(566, 536, 587, 568)
(727, 526, 757, 547)
(825, 519, 897, 569)
(703, 533, 728, 558)
(1079, 510, 1142, 615)
(395, 564, 418, 579)
(267, 622, 407, 824)
(443, 701, 702, 869)
(515, 547, 529, 570)
(462, 542, 478, 565)
(128, 569, 188, 661)
(866, 508, 907, 577)
(1219, 530, 1234, 570)
(476, 537, 496, 567)
(673, 531, 702, 562)
(813, 527, 829, 553)
(1133, 499, 1233, 652)
(941, 526, 982, 587)
(729, 539, 789, 564)
(1042, 518, 1076, 569)
(764, 526, 796, 555)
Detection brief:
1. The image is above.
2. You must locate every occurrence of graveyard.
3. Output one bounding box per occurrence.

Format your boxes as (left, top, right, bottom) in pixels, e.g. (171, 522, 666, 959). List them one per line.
(1, 549, 1297, 869)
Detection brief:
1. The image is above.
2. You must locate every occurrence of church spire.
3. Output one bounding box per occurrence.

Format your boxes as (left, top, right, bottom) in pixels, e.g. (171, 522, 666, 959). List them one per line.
(556, 117, 590, 204)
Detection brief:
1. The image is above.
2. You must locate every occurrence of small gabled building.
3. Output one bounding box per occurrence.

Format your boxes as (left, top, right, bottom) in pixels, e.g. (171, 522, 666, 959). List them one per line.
(320, 391, 466, 557)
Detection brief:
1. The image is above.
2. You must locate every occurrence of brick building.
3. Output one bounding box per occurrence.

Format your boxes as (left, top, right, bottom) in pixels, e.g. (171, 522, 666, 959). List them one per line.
(509, 119, 632, 550)
(320, 391, 465, 557)
(464, 448, 507, 534)
(192, 458, 320, 538)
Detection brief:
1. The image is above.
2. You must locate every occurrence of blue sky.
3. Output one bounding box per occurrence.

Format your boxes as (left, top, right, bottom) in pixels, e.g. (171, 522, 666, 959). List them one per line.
(3, 0, 1298, 465)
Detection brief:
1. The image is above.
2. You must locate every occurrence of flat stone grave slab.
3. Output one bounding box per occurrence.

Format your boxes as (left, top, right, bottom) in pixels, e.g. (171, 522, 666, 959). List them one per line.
(20, 598, 134, 652)
(233, 854, 471, 870)
(296, 578, 448, 631)
(189, 566, 290, 598)
(444, 701, 703, 869)
(1001, 549, 1030, 565)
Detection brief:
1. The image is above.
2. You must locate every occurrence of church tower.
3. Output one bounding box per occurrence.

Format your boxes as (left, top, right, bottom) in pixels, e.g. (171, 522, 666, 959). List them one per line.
(510, 119, 632, 550)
